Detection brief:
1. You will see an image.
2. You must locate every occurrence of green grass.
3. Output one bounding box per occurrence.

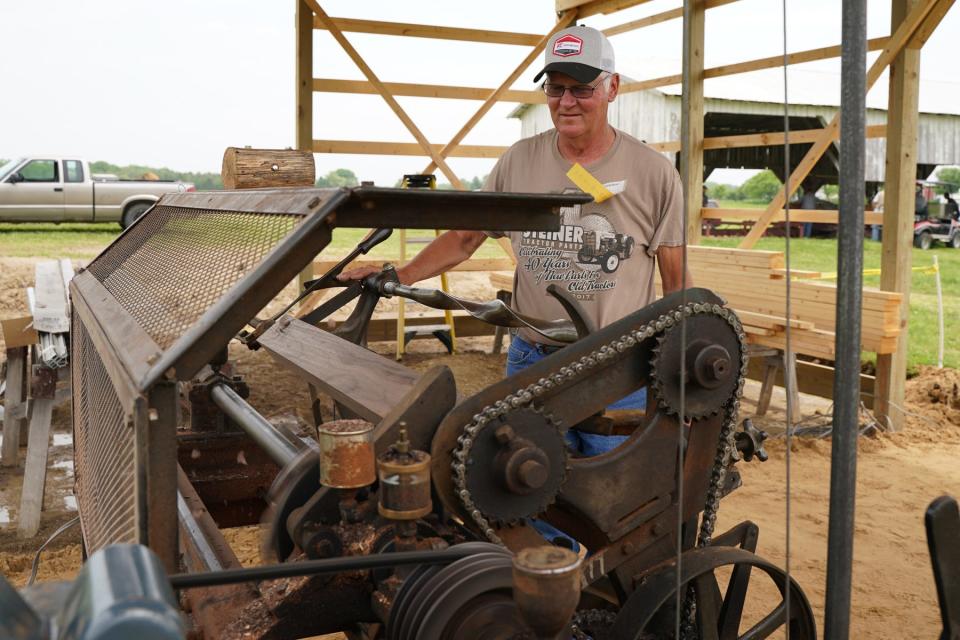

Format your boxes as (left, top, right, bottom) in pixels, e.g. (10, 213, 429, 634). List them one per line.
(701, 237, 960, 369)
(2, 224, 953, 369)
(0, 222, 120, 259)
(0, 224, 508, 262)
(715, 199, 768, 209)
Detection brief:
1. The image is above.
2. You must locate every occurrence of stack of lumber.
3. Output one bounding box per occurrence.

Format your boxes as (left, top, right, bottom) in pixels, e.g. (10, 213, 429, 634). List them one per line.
(489, 246, 902, 361)
(654, 246, 902, 360)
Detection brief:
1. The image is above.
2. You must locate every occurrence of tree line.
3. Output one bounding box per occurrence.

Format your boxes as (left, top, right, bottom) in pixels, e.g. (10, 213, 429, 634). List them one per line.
(706, 170, 783, 203)
(84, 164, 490, 191)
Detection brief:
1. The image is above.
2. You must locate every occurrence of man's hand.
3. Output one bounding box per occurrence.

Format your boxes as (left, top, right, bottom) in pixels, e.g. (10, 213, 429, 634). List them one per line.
(337, 264, 405, 283)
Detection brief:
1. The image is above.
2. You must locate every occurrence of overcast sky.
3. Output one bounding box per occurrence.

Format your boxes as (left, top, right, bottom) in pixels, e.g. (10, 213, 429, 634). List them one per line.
(1, 0, 957, 186)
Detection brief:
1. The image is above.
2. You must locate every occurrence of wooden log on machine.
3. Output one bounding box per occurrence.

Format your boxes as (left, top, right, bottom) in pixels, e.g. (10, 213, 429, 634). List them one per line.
(221, 147, 316, 190)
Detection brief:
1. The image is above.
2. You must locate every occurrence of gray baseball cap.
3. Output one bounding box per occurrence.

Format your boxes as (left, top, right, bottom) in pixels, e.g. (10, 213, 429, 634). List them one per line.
(533, 25, 616, 84)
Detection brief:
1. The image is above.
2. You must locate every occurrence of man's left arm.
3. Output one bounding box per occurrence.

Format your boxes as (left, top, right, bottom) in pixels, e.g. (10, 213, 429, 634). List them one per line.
(657, 245, 693, 295)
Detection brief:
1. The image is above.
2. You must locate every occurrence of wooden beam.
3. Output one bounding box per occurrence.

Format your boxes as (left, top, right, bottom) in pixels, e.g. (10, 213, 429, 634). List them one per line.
(707, 37, 890, 81)
(259, 316, 420, 424)
(648, 124, 888, 153)
(312, 139, 508, 158)
(306, 1, 462, 189)
(314, 16, 542, 46)
(17, 367, 56, 539)
(557, 0, 653, 19)
(738, 0, 941, 248)
(421, 11, 578, 181)
(313, 78, 545, 104)
(603, 0, 740, 37)
(1, 347, 28, 467)
(619, 37, 890, 94)
(909, 0, 955, 47)
(746, 358, 876, 410)
(296, 0, 313, 152)
(680, 0, 706, 243)
(876, 0, 929, 431)
(702, 208, 884, 225)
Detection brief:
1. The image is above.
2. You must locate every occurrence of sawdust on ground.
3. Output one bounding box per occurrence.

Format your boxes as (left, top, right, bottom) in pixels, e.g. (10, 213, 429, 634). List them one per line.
(2, 255, 960, 640)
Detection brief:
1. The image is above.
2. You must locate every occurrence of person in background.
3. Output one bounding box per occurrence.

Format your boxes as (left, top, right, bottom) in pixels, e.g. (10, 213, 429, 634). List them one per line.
(944, 192, 959, 220)
(799, 178, 818, 238)
(871, 189, 884, 241)
(916, 183, 929, 220)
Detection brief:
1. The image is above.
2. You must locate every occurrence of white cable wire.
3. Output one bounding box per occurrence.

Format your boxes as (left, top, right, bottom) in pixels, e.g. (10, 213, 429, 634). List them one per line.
(27, 516, 80, 586)
(781, 0, 793, 634)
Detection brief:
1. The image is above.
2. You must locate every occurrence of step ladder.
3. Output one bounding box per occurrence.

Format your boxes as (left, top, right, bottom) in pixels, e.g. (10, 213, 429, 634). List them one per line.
(396, 174, 456, 360)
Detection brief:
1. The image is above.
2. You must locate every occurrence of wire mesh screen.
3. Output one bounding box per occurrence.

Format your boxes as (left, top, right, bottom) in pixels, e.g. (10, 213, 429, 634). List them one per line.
(86, 206, 301, 350)
(71, 315, 139, 552)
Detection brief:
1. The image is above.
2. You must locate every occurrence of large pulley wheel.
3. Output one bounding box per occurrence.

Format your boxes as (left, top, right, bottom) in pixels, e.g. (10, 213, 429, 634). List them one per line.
(261, 447, 320, 562)
(650, 312, 743, 420)
(388, 544, 527, 640)
(609, 546, 817, 640)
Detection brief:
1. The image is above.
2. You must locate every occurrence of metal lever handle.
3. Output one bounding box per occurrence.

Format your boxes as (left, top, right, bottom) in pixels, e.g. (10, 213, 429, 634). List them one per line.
(381, 281, 578, 344)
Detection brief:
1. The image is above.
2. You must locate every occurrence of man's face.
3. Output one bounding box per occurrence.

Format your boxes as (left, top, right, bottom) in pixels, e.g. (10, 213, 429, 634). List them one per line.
(545, 71, 619, 140)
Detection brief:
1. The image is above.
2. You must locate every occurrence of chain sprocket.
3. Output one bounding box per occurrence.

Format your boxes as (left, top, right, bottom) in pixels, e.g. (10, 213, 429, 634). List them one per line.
(450, 301, 747, 546)
(650, 312, 743, 420)
(461, 405, 568, 525)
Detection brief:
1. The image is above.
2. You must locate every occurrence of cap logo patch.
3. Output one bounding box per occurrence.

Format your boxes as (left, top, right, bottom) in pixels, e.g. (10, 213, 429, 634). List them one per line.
(553, 34, 583, 57)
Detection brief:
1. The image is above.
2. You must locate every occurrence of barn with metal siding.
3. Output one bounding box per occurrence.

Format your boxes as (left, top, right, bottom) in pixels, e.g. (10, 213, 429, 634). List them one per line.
(510, 88, 960, 187)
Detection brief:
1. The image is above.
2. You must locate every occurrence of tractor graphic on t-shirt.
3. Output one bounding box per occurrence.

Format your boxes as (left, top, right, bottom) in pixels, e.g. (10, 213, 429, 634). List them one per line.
(576, 230, 635, 273)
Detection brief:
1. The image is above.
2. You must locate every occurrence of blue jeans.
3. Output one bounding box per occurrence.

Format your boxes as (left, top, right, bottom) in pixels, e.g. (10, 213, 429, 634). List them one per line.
(507, 336, 647, 548)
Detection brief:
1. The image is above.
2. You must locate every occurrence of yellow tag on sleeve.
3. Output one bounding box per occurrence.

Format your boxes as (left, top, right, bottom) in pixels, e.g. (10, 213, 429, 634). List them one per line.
(566, 163, 615, 203)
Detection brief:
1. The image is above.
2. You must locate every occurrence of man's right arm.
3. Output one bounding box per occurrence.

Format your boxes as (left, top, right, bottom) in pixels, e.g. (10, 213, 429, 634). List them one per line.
(337, 230, 489, 285)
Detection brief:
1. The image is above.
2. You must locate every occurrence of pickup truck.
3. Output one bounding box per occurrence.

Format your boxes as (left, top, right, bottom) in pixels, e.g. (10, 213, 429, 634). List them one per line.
(0, 157, 195, 227)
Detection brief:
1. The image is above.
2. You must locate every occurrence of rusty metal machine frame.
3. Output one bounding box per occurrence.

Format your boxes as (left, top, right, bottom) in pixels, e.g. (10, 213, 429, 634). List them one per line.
(69, 186, 587, 571)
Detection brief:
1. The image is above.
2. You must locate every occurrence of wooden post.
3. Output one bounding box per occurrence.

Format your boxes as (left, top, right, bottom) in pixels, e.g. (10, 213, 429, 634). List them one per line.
(1, 347, 28, 467)
(296, 0, 313, 153)
(875, 0, 923, 431)
(17, 366, 57, 538)
(680, 0, 705, 245)
(783, 349, 801, 423)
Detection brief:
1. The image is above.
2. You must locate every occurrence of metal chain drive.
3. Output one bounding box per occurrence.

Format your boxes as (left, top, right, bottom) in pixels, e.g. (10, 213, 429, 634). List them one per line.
(571, 609, 620, 640)
(450, 302, 747, 547)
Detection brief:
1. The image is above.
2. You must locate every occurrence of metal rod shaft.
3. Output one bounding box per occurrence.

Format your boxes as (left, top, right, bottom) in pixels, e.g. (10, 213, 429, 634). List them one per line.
(169, 547, 480, 590)
(824, 1, 867, 638)
(210, 383, 300, 467)
(177, 492, 223, 572)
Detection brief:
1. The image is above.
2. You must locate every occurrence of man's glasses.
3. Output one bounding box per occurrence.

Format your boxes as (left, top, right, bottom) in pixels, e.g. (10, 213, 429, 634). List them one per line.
(542, 75, 607, 99)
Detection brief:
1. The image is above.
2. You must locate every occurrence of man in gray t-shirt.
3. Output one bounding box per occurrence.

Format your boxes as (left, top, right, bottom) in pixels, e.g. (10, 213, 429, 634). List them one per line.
(340, 25, 691, 432)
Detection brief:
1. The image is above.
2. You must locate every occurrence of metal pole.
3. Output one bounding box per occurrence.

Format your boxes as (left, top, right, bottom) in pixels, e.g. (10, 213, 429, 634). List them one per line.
(824, 0, 867, 638)
(210, 383, 300, 467)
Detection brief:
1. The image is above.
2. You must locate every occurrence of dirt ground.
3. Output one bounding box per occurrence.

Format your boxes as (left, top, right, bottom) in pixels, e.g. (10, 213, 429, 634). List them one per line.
(1, 255, 959, 638)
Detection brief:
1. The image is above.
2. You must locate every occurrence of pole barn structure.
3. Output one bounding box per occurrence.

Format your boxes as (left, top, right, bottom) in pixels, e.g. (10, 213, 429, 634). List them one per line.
(294, 0, 953, 432)
(289, 16, 960, 634)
